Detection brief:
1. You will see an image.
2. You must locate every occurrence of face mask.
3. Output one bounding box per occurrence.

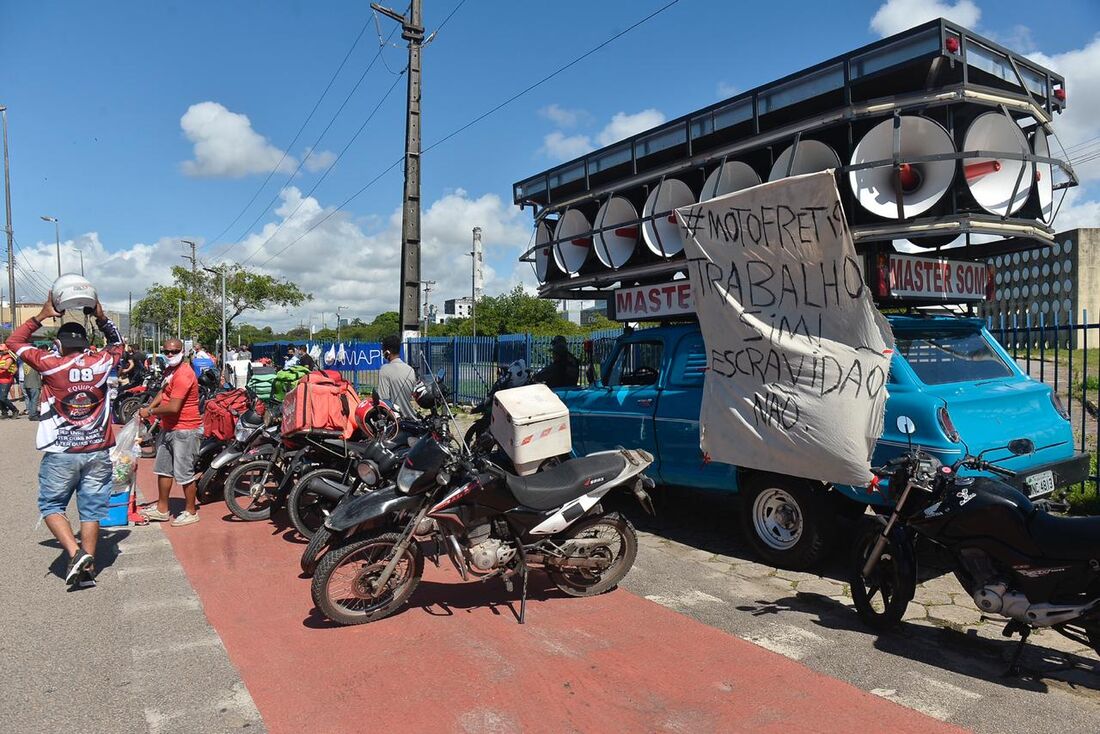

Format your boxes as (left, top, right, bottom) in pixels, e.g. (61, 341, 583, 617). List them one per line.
(166, 353, 184, 368)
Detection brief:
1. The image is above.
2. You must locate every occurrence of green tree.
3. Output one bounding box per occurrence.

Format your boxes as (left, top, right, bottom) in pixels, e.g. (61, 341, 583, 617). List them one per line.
(133, 265, 310, 347)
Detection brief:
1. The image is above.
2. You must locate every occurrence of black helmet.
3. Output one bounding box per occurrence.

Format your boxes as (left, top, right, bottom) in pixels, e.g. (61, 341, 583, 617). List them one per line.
(411, 380, 440, 410)
(197, 367, 220, 391)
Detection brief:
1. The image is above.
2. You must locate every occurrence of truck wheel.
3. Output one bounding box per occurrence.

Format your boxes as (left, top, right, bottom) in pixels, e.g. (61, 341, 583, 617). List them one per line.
(738, 473, 834, 570)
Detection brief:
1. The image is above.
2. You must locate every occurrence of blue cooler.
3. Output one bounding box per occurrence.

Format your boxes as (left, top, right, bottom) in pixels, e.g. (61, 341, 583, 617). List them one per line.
(103, 482, 132, 528)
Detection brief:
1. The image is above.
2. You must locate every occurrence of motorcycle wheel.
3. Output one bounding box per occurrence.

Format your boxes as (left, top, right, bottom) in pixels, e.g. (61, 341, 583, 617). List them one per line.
(300, 525, 334, 577)
(223, 459, 283, 521)
(849, 519, 915, 630)
(197, 467, 226, 502)
(288, 468, 346, 539)
(117, 395, 144, 424)
(548, 513, 638, 597)
(311, 532, 423, 626)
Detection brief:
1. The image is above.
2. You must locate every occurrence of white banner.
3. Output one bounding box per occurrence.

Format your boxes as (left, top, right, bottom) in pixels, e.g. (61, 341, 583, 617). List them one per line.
(678, 171, 894, 486)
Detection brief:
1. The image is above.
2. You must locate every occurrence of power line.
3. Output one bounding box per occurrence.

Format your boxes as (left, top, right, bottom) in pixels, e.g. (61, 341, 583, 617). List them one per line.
(12, 236, 54, 291)
(201, 13, 377, 252)
(207, 23, 402, 261)
(238, 69, 407, 266)
(253, 0, 679, 269)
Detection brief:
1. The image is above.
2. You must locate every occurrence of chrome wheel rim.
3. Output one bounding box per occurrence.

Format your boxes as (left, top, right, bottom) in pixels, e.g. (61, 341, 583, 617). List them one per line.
(752, 488, 803, 550)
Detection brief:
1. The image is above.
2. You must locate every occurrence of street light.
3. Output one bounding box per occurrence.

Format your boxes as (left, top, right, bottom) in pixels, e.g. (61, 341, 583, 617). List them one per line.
(336, 305, 348, 341)
(202, 266, 227, 372)
(40, 215, 60, 277)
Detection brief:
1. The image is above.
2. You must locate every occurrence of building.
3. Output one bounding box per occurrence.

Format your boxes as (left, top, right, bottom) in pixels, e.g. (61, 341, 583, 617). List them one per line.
(444, 297, 474, 319)
(580, 302, 608, 325)
(981, 228, 1099, 344)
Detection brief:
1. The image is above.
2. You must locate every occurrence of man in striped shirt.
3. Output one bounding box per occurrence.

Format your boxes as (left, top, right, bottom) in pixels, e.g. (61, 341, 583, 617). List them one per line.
(6, 297, 124, 587)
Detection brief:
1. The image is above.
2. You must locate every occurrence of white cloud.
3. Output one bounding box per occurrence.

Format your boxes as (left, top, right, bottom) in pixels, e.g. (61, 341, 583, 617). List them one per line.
(540, 104, 586, 128)
(540, 108, 667, 161)
(716, 81, 739, 99)
(869, 0, 980, 37)
(1049, 187, 1100, 231)
(302, 148, 337, 173)
(596, 109, 666, 146)
(541, 131, 593, 161)
(1028, 34, 1100, 184)
(180, 102, 295, 178)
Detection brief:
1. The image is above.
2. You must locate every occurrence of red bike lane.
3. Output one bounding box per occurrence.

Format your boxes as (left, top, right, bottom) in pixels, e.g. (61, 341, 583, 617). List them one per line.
(138, 463, 966, 734)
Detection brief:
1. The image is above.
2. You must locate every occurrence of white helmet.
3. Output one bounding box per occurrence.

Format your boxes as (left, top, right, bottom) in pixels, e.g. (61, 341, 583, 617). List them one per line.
(508, 359, 530, 386)
(51, 274, 97, 313)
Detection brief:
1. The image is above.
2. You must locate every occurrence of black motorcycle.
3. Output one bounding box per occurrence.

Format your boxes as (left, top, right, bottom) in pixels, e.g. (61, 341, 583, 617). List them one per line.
(850, 435, 1100, 672)
(308, 377, 657, 627)
(195, 407, 267, 502)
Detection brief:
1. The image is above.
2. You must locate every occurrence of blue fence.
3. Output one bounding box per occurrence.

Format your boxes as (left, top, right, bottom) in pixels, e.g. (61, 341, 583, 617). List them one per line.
(253, 329, 624, 404)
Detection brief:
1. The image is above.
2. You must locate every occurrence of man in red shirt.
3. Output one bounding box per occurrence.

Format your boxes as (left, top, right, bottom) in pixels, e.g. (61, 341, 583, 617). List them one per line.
(6, 298, 124, 587)
(138, 338, 202, 527)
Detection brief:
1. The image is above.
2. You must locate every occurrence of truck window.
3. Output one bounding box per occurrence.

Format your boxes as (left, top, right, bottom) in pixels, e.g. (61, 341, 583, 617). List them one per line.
(895, 330, 1013, 385)
(608, 342, 663, 387)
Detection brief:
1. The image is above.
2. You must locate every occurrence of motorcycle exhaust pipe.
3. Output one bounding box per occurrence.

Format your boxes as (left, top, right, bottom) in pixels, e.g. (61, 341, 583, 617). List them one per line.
(210, 450, 243, 470)
(308, 476, 350, 501)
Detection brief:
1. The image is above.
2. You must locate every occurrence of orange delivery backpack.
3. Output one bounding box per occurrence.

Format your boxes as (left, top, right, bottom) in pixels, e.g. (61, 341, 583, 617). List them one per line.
(202, 388, 251, 440)
(281, 371, 359, 439)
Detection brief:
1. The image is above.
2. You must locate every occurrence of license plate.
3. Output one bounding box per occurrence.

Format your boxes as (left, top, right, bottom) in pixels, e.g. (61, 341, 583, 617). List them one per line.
(1025, 470, 1055, 497)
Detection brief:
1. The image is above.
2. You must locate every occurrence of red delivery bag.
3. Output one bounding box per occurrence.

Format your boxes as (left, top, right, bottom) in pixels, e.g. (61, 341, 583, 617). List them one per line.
(281, 371, 359, 439)
(203, 388, 251, 440)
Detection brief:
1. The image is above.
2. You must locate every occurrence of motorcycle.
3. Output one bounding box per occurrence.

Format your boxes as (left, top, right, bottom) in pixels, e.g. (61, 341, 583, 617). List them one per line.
(850, 423, 1100, 673)
(308, 375, 657, 626)
(115, 363, 163, 424)
(195, 406, 268, 501)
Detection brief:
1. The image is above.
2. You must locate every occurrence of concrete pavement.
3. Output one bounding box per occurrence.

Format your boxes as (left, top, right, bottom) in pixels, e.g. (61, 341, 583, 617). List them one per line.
(0, 417, 261, 734)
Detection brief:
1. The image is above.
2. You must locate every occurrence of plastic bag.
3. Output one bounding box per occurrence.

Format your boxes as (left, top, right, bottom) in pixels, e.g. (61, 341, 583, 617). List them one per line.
(110, 416, 143, 488)
(324, 344, 337, 366)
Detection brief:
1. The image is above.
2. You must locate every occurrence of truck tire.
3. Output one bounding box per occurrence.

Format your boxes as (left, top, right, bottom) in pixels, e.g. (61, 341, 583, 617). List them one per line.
(738, 472, 835, 570)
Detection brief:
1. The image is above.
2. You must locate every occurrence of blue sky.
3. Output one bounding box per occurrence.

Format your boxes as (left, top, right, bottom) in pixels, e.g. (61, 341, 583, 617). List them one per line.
(2, 0, 1098, 327)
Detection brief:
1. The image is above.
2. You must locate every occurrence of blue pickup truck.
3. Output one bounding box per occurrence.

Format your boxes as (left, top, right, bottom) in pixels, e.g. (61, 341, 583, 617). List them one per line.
(554, 315, 1089, 569)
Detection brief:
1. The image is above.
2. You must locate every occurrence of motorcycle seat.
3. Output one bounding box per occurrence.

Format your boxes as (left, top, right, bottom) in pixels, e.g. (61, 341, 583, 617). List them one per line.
(505, 453, 626, 511)
(1029, 512, 1100, 561)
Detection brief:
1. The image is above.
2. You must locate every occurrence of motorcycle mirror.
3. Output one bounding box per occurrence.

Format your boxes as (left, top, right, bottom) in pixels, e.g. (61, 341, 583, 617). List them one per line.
(435, 367, 446, 383)
(1007, 438, 1034, 456)
(896, 416, 917, 435)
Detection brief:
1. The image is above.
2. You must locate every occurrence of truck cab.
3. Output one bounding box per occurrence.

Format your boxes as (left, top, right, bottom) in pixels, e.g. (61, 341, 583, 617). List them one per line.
(554, 315, 1087, 569)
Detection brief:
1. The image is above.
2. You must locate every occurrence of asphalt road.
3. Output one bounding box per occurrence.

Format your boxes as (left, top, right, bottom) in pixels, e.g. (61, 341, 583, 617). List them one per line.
(609, 487, 1100, 734)
(0, 417, 262, 734)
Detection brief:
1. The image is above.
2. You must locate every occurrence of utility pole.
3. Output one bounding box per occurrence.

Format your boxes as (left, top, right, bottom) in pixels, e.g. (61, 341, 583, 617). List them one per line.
(177, 297, 182, 340)
(180, 239, 197, 293)
(128, 291, 132, 343)
(469, 226, 482, 339)
(203, 266, 227, 370)
(372, 0, 424, 341)
(1, 105, 15, 331)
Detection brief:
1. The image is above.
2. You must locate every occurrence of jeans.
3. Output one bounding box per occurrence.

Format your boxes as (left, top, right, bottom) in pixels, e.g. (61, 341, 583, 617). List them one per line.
(0, 382, 17, 415)
(38, 450, 113, 522)
(25, 386, 40, 419)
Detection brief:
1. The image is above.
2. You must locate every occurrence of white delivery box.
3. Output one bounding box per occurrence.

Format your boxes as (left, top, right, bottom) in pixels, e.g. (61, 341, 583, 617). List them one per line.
(490, 384, 572, 476)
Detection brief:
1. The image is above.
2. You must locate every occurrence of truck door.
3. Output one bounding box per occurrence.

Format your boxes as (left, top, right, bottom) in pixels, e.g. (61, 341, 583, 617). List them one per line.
(568, 339, 663, 465)
(655, 331, 738, 489)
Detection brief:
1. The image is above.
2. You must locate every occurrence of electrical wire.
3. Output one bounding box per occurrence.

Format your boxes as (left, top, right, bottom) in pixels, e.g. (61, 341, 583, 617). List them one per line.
(252, 0, 680, 269)
(238, 69, 407, 266)
(207, 23, 403, 262)
(200, 13, 377, 252)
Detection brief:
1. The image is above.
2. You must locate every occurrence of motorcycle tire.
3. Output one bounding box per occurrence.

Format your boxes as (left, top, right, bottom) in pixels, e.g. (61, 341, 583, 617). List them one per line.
(223, 458, 284, 522)
(738, 472, 834, 570)
(849, 518, 915, 631)
(300, 525, 334, 577)
(288, 467, 346, 540)
(311, 532, 424, 626)
(117, 395, 144, 425)
(197, 467, 226, 502)
(548, 512, 638, 598)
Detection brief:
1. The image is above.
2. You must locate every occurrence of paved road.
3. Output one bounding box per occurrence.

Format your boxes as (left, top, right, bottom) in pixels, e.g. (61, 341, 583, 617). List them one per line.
(0, 417, 261, 734)
(609, 487, 1100, 734)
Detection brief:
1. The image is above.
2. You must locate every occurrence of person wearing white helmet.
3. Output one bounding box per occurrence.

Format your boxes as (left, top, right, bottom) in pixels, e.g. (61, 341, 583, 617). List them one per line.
(5, 291, 124, 589)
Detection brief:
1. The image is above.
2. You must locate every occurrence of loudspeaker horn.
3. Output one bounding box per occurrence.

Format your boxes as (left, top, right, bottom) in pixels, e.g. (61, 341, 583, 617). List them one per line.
(700, 161, 760, 202)
(848, 116, 956, 219)
(532, 221, 556, 283)
(642, 178, 694, 257)
(593, 196, 638, 269)
(552, 209, 592, 275)
(768, 139, 840, 181)
(963, 112, 1032, 216)
(1032, 129, 1054, 223)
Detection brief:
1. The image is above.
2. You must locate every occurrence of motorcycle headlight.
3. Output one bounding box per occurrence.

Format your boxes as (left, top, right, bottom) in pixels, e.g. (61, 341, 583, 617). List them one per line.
(234, 423, 252, 442)
(396, 464, 424, 495)
(356, 460, 381, 486)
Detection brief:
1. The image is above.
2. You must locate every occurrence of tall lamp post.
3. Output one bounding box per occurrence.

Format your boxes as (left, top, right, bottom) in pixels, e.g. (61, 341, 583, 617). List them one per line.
(40, 215, 60, 277)
(336, 305, 348, 342)
(202, 266, 227, 371)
